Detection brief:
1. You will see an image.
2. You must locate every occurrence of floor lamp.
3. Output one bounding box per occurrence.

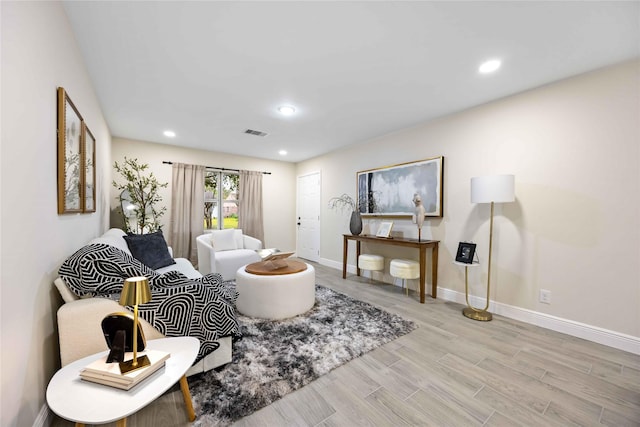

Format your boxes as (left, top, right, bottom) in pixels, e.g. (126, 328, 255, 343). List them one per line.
(464, 175, 515, 321)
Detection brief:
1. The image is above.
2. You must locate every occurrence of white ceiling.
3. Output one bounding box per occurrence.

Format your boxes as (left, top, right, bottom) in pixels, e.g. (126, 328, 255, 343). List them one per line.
(63, 1, 640, 163)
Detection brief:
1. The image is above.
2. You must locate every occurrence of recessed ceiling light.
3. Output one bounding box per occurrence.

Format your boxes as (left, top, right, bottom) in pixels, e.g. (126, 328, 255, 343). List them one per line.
(278, 105, 296, 116)
(478, 59, 501, 74)
(279, 150, 288, 156)
(163, 130, 176, 137)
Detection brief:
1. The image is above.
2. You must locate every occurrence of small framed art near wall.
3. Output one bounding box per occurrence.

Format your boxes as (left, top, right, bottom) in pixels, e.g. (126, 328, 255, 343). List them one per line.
(82, 124, 96, 213)
(357, 156, 444, 218)
(57, 87, 96, 214)
(376, 221, 394, 238)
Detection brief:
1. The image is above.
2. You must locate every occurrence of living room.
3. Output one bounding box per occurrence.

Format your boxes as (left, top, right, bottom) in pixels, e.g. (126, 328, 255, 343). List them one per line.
(2, 1, 639, 426)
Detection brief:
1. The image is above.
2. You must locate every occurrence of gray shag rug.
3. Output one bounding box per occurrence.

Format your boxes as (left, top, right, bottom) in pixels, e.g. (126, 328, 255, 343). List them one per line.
(189, 284, 417, 426)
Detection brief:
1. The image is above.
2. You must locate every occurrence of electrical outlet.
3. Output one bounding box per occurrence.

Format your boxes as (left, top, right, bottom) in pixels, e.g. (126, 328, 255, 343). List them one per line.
(539, 289, 551, 304)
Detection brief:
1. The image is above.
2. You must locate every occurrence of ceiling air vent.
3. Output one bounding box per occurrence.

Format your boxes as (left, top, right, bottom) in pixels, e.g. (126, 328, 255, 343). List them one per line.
(244, 129, 268, 137)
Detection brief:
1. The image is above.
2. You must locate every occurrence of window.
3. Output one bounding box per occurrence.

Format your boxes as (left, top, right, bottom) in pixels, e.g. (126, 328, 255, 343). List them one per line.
(204, 170, 239, 230)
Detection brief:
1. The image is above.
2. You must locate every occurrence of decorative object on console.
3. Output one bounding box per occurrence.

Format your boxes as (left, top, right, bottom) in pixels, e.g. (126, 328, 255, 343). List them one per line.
(113, 157, 168, 233)
(328, 193, 363, 235)
(464, 174, 515, 321)
(58, 87, 95, 214)
(357, 156, 444, 218)
(455, 242, 477, 264)
(376, 221, 394, 238)
(349, 210, 363, 235)
(413, 193, 426, 241)
(118, 277, 152, 373)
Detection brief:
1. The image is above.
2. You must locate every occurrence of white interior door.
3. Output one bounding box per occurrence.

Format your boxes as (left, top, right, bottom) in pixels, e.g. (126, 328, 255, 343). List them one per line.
(296, 172, 321, 262)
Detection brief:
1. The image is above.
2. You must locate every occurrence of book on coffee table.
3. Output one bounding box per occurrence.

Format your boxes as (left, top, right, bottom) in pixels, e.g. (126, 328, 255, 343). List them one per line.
(263, 251, 294, 262)
(80, 349, 170, 390)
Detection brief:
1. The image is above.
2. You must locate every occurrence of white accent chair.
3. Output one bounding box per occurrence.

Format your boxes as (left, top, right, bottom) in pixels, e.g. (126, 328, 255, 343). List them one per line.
(196, 229, 263, 280)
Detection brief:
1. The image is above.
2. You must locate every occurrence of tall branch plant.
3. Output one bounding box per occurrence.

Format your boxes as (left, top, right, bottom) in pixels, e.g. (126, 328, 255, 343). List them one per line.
(112, 157, 168, 234)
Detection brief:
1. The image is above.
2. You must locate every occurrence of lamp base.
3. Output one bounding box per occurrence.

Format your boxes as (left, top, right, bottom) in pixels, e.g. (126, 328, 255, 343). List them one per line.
(462, 307, 493, 322)
(119, 354, 151, 374)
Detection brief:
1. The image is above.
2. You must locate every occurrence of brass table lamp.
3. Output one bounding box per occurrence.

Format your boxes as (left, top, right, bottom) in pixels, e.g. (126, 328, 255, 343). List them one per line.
(119, 276, 152, 373)
(464, 175, 515, 321)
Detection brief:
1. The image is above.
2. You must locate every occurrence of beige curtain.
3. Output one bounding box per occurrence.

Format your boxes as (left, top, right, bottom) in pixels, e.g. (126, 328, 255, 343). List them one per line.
(170, 163, 205, 264)
(238, 170, 264, 244)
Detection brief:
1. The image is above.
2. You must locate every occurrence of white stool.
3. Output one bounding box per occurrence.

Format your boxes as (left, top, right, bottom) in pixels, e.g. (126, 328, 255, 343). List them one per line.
(390, 259, 420, 296)
(358, 254, 384, 283)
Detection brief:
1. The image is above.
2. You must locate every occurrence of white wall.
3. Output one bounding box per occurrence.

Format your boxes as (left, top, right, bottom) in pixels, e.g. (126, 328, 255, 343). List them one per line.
(297, 59, 640, 341)
(111, 138, 297, 252)
(0, 2, 111, 426)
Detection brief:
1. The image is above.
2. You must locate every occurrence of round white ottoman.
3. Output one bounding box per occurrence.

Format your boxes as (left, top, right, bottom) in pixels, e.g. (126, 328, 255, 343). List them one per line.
(358, 254, 384, 282)
(390, 259, 419, 296)
(236, 262, 316, 320)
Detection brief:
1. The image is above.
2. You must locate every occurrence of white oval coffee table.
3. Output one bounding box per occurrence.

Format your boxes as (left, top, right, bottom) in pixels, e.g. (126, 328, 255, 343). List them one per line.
(47, 336, 199, 426)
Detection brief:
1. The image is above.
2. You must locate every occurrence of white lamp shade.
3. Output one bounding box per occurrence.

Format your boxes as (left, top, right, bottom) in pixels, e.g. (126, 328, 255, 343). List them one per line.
(470, 175, 515, 204)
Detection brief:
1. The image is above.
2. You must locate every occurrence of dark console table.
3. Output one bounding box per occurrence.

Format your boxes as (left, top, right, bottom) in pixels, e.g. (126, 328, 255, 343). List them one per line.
(342, 234, 440, 303)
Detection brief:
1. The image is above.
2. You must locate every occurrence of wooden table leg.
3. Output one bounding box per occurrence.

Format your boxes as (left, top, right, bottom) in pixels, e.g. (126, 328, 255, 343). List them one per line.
(75, 423, 86, 427)
(179, 375, 196, 422)
(419, 246, 426, 303)
(356, 241, 361, 277)
(431, 242, 439, 299)
(342, 236, 348, 279)
(116, 418, 126, 427)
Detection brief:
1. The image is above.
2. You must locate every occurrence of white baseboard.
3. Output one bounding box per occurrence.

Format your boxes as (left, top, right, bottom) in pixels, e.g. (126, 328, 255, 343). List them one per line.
(33, 404, 51, 427)
(437, 287, 640, 355)
(321, 259, 640, 355)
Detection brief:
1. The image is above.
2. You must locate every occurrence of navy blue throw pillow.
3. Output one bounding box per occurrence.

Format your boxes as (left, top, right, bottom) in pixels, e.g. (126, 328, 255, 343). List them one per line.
(123, 230, 176, 270)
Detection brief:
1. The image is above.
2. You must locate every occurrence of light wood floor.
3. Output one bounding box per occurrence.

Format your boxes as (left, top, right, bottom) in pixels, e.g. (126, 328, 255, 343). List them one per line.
(53, 262, 640, 426)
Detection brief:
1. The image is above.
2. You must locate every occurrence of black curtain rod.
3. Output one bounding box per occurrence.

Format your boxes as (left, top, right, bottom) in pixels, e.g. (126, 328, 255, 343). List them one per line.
(162, 161, 271, 175)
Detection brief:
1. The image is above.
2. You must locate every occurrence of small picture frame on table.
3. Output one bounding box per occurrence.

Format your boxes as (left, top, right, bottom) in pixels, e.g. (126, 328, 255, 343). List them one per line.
(456, 242, 476, 264)
(376, 221, 394, 238)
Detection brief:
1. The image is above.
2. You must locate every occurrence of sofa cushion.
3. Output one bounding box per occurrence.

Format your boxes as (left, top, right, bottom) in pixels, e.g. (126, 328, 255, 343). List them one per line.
(156, 258, 202, 279)
(234, 229, 245, 249)
(89, 228, 131, 255)
(123, 230, 176, 270)
(210, 229, 238, 251)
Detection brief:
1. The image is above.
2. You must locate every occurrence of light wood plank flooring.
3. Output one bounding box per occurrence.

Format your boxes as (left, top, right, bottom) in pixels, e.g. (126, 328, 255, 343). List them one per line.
(52, 262, 640, 426)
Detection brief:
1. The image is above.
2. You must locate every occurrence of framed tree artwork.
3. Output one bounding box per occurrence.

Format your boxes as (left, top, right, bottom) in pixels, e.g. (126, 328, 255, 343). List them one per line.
(57, 87, 97, 214)
(57, 87, 83, 214)
(82, 124, 96, 213)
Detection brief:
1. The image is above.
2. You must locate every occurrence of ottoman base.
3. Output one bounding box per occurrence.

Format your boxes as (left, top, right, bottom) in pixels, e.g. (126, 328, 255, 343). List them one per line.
(236, 263, 316, 320)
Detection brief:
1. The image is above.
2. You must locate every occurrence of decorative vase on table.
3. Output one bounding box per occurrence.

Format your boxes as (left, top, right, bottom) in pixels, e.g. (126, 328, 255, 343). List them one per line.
(350, 211, 363, 235)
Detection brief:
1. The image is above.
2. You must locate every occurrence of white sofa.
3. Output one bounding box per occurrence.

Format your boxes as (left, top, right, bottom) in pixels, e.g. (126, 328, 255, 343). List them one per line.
(53, 228, 232, 376)
(196, 229, 263, 280)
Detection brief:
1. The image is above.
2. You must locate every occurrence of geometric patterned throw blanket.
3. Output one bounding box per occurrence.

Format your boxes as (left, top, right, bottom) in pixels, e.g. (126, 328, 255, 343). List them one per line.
(58, 243, 240, 361)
